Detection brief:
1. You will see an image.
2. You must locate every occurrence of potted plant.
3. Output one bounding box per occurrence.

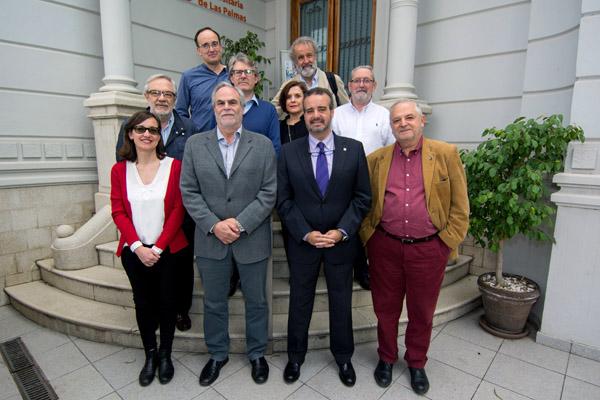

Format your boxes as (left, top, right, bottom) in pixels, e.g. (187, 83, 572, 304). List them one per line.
(460, 114, 584, 338)
(221, 31, 271, 98)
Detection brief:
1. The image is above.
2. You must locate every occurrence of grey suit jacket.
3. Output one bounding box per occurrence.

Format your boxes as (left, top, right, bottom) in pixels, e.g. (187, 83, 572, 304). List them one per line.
(180, 128, 277, 263)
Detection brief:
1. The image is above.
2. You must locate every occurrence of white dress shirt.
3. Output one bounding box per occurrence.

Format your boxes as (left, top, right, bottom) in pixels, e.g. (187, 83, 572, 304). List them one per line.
(331, 101, 395, 155)
(126, 157, 173, 249)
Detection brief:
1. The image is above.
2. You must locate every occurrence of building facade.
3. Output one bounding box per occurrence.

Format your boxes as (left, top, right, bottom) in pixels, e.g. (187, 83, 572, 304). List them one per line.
(1, 0, 599, 359)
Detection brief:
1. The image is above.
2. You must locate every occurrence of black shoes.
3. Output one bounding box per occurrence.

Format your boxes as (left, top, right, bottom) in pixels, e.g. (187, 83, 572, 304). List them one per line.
(175, 313, 192, 331)
(374, 360, 393, 388)
(337, 362, 356, 387)
(157, 348, 174, 384)
(199, 358, 228, 386)
(283, 361, 301, 383)
(250, 357, 269, 384)
(408, 367, 429, 395)
(139, 349, 158, 386)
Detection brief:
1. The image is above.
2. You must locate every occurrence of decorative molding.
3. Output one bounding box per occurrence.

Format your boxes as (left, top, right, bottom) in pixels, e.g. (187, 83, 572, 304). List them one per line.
(0, 137, 97, 188)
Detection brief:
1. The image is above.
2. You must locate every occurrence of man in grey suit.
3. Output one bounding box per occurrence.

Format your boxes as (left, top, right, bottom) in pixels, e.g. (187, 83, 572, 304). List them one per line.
(180, 81, 277, 386)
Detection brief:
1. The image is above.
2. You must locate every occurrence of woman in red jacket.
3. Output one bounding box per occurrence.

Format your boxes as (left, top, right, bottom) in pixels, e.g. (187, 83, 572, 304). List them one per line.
(111, 111, 188, 386)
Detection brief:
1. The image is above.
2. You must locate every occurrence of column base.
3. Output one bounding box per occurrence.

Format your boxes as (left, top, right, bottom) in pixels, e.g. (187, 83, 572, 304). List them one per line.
(99, 75, 141, 94)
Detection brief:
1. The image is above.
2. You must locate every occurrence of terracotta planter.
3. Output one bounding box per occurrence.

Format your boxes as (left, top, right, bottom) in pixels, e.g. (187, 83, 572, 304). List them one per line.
(477, 272, 540, 339)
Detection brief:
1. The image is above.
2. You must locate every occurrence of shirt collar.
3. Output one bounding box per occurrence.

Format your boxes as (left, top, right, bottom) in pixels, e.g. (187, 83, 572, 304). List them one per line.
(395, 135, 424, 155)
(243, 95, 259, 114)
(162, 113, 175, 132)
(308, 131, 335, 152)
(350, 100, 373, 113)
(216, 125, 242, 143)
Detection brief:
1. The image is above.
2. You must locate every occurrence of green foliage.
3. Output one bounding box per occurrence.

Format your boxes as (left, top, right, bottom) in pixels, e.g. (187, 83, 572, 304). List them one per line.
(461, 115, 584, 256)
(221, 31, 271, 98)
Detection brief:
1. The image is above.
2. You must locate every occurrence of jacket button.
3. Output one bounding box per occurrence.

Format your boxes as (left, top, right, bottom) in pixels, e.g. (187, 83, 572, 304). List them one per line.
(227, 198, 231, 202)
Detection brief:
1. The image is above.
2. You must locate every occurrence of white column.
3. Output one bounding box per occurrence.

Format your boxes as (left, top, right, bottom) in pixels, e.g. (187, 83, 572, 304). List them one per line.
(98, 0, 139, 93)
(378, 0, 430, 112)
(538, 1, 600, 361)
(381, 0, 417, 100)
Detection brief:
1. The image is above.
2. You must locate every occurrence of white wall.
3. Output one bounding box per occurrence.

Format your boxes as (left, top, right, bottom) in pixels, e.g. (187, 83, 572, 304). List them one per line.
(413, 0, 530, 144)
(0, 0, 271, 188)
(0, 0, 102, 187)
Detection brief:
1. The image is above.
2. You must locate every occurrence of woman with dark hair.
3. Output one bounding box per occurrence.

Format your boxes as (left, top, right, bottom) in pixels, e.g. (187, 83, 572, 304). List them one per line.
(111, 110, 188, 386)
(278, 81, 309, 145)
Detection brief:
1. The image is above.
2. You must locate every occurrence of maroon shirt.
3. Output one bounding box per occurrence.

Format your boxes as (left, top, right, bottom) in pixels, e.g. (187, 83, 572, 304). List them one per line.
(380, 137, 437, 238)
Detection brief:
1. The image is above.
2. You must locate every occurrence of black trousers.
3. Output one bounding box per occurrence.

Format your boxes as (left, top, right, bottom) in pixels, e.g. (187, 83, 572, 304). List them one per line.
(121, 246, 178, 352)
(176, 213, 195, 315)
(287, 257, 354, 365)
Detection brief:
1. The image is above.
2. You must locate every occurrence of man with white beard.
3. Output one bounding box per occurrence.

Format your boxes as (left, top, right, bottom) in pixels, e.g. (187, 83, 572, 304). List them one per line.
(272, 36, 349, 117)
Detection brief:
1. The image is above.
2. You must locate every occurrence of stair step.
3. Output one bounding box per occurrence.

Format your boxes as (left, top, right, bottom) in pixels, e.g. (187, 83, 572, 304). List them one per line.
(37, 259, 372, 315)
(6, 276, 480, 353)
(36, 254, 472, 315)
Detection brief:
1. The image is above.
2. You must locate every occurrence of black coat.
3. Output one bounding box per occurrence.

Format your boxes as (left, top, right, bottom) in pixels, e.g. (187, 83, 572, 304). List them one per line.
(277, 133, 371, 265)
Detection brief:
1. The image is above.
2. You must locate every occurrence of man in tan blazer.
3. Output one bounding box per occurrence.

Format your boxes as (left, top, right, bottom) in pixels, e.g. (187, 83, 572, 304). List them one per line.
(360, 100, 469, 395)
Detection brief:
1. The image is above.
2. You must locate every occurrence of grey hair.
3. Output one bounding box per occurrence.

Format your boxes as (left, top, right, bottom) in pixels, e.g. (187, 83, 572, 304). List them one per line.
(289, 36, 318, 62)
(350, 65, 375, 81)
(227, 52, 257, 71)
(390, 99, 423, 116)
(144, 74, 177, 93)
(211, 81, 246, 108)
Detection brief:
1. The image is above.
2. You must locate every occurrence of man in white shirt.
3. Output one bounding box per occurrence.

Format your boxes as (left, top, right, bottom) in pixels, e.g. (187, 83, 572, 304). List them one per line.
(332, 66, 395, 155)
(331, 65, 395, 290)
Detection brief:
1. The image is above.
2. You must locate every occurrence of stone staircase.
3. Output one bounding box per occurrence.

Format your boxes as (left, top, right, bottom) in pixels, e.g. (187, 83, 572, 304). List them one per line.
(5, 221, 481, 353)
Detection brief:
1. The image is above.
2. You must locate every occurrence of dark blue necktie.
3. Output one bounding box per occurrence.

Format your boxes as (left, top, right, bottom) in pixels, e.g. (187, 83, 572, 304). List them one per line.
(316, 142, 329, 196)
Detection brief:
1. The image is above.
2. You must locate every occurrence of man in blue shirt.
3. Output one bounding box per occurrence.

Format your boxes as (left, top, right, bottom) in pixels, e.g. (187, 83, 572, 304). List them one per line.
(228, 53, 281, 156)
(176, 27, 229, 132)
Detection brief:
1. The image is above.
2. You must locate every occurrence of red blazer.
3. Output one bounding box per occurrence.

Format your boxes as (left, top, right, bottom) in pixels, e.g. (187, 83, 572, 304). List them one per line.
(110, 159, 188, 256)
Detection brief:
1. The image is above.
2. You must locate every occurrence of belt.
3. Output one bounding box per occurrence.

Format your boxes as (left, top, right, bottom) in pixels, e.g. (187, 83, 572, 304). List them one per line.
(376, 226, 438, 244)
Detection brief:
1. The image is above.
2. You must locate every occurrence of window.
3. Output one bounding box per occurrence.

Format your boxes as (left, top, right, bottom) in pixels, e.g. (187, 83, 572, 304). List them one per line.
(291, 0, 376, 84)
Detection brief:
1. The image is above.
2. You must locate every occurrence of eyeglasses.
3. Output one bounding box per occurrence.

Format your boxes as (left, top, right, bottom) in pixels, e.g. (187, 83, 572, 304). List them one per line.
(146, 90, 176, 99)
(231, 69, 257, 77)
(350, 78, 374, 85)
(198, 41, 220, 50)
(132, 126, 160, 135)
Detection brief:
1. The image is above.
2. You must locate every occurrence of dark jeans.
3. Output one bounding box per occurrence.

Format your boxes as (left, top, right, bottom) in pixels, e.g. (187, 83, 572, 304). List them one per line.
(121, 246, 178, 352)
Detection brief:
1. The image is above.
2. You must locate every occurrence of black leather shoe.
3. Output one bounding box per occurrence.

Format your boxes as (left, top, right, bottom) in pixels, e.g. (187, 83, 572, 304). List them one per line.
(283, 361, 301, 383)
(176, 313, 192, 331)
(157, 349, 174, 384)
(355, 273, 370, 290)
(250, 357, 269, 384)
(199, 358, 228, 386)
(337, 362, 356, 387)
(374, 360, 393, 388)
(139, 348, 158, 386)
(228, 267, 240, 297)
(408, 367, 429, 395)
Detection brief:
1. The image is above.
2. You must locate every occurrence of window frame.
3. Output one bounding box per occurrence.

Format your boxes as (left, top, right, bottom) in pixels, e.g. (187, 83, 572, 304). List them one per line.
(291, 0, 376, 74)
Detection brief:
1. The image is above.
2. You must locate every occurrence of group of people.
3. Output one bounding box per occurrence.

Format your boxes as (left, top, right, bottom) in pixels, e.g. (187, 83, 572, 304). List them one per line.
(110, 27, 469, 396)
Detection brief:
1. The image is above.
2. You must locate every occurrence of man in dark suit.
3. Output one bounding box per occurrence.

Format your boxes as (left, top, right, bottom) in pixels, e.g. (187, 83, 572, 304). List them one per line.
(180, 82, 276, 386)
(115, 74, 198, 332)
(277, 87, 371, 387)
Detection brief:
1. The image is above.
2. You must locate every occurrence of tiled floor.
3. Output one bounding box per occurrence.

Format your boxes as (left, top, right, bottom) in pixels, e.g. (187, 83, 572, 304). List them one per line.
(1, 305, 599, 400)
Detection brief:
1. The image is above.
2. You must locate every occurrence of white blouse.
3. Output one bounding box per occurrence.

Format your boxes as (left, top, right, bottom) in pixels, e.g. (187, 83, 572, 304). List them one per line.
(125, 157, 173, 247)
